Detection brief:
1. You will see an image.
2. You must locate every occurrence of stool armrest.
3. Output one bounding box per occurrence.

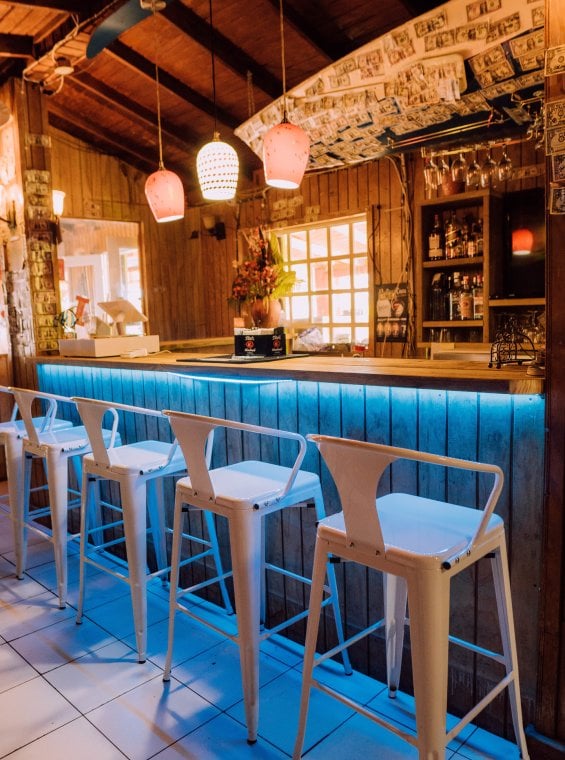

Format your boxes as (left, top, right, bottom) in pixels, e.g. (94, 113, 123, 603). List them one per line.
(10, 387, 76, 443)
(164, 410, 307, 504)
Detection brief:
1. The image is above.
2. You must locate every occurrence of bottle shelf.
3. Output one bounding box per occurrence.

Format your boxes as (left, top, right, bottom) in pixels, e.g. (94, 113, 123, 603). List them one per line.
(489, 297, 545, 308)
(423, 257, 484, 269)
(423, 320, 483, 328)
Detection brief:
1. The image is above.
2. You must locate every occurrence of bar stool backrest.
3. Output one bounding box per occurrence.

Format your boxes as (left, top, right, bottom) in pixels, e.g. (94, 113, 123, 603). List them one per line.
(308, 434, 504, 564)
(164, 410, 307, 506)
(72, 397, 175, 470)
(10, 387, 76, 445)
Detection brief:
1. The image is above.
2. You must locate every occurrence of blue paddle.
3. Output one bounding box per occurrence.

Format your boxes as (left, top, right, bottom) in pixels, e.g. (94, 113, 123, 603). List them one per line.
(86, 0, 174, 59)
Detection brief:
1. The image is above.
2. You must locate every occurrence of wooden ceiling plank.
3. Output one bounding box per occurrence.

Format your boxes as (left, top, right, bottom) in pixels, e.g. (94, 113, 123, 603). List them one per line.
(162, 3, 282, 100)
(108, 39, 239, 129)
(69, 71, 196, 153)
(263, 0, 354, 61)
(7, 1, 105, 12)
(0, 32, 33, 57)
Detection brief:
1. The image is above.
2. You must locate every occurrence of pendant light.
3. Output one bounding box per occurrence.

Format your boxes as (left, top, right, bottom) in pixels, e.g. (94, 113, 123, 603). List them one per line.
(144, 4, 185, 223)
(196, 0, 239, 201)
(262, 0, 310, 189)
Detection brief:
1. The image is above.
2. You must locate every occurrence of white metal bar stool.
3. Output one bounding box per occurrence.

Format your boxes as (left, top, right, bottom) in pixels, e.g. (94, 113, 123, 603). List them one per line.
(0, 386, 74, 578)
(12, 387, 118, 608)
(293, 434, 530, 760)
(72, 397, 232, 663)
(162, 411, 351, 745)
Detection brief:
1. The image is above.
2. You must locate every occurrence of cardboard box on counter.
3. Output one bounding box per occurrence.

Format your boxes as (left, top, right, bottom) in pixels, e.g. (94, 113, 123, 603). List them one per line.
(234, 327, 286, 357)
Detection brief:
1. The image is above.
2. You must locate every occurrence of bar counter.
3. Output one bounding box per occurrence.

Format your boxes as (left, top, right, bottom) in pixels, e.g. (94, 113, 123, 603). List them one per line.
(33, 350, 544, 395)
(32, 350, 545, 738)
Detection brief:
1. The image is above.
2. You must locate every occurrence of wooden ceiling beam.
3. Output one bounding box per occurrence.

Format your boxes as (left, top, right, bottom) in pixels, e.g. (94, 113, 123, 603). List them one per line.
(7, 1, 108, 12)
(109, 40, 239, 130)
(0, 33, 33, 58)
(68, 71, 196, 154)
(161, 4, 281, 100)
(263, 0, 354, 62)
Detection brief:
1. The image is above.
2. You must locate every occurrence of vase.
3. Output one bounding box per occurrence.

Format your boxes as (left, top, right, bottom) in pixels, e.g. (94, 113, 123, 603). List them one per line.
(250, 297, 282, 328)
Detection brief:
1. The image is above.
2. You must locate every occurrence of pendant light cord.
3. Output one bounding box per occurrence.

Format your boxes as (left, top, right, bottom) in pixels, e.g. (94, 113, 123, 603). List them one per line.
(209, 0, 218, 137)
(152, 8, 164, 169)
(278, 0, 288, 120)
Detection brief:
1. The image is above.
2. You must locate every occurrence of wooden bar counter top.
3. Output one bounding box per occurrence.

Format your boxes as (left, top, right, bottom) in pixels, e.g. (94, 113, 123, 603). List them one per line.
(34, 351, 544, 395)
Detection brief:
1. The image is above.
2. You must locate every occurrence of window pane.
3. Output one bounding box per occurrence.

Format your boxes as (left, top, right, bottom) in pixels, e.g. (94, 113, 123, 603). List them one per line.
(354, 291, 369, 322)
(353, 256, 369, 288)
(330, 224, 350, 257)
(353, 326, 370, 344)
(331, 259, 351, 290)
(332, 292, 352, 323)
(312, 294, 329, 322)
(309, 227, 327, 258)
(352, 221, 367, 253)
(332, 326, 352, 344)
(289, 295, 309, 321)
(289, 231, 307, 262)
(310, 261, 329, 292)
(292, 263, 308, 292)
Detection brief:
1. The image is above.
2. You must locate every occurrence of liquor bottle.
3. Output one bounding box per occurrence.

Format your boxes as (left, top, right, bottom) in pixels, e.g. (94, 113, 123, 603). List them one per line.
(428, 214, 443, 260)
(459, 275, 473, 319)
(472, 274, 484, 319)
(444, 211, 462, 259)
(474, 218, 483, 256)
(449, 271, 462, 320)
(466, 216, 477, 257)
(430, 272, 445, 320)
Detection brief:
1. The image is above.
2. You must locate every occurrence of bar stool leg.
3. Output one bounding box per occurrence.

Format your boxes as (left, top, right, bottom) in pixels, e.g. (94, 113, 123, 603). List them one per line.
(4, 435, 25, 579)
(407, 569, 450, 760)
(384, 573, 407, 697)
(147, 478, 168, 575)
(76, 470, 95, 625)
(202, 510, 233, 614)
(491, 542, 530, 759)
(121, 474, 149, 663)
(228, 509, 262, 744)
(46, 448, 71, 608)
(312, 489, 352, 675)
(163, 490, 185, 682)
(292, 537, 329, 760)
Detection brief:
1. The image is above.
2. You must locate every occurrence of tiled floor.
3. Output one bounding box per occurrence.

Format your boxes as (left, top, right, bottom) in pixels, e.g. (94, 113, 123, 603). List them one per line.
(0, 488, 522, 760)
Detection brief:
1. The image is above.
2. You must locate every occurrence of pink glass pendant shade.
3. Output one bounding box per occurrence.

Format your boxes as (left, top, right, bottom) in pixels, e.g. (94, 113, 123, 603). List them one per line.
(144, 168, 185, 223)
(263, 120, 310, 189)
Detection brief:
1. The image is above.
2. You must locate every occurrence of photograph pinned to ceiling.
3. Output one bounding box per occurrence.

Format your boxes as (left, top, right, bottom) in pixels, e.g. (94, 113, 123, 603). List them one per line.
(375, 284, 408, 343)
(551, 154, 565, 183)
(508, 27, 544, 58)
(545, 98, 565, 129)
(545, 126, 565, 156)
(545, 45, 565, 77)
(549, 186, 565, 215)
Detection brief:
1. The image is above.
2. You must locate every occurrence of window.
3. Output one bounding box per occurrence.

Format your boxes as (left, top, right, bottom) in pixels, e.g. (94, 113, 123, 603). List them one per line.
(277, 215, 370, 346)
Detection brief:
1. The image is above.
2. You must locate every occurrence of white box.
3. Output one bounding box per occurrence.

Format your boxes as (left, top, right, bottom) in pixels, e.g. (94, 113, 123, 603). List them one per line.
(58, 335, 160, 358)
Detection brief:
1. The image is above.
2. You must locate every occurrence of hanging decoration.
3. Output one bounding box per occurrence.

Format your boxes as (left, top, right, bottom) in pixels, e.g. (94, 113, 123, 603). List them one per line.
(262, 0, 309, 189)
(144, 7, 184, 223)
(196, 0, 239, 201)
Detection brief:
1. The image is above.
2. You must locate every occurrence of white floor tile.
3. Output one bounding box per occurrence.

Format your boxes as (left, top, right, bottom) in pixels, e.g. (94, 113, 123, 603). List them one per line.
(152, 712, 288, 759)
(2, 716, 127, 759)
(87, 674, 219, 760)
(80, 589, 170, 641)
(0, 590, 74, 641)
(455, 725, 524, 759)
(0, 554, 17, 578)
(0, 574, 54, 603)
(171, 638, 289, 712)
(0, 676, 80, 757)
(43, 639, 161, 713)
(10, 615, 116, 673)
(0, 641, 38, 692)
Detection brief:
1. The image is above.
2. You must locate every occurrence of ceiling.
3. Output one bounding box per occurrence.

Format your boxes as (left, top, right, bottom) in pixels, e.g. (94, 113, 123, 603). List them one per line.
(0, 0, 545, 194)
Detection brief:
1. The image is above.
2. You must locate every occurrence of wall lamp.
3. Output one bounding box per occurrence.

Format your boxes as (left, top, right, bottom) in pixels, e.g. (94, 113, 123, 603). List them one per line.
(202, 213, 226, 240)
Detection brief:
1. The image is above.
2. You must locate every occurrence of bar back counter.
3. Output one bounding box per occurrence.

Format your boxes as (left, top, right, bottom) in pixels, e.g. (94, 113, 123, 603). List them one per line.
(33, 352, 545, 741)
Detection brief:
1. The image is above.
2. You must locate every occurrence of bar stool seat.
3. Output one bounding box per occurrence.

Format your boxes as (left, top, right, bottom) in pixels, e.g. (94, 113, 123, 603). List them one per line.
(73, 397, 232, 663)
(293, 434, 530, 760)
(0, 386, 73, 578)
(162, 411, 351, 745)
(11, 387, 118, 608)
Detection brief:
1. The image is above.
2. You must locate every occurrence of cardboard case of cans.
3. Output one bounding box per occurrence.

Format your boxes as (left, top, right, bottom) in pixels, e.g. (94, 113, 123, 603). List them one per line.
(234, 327, 286, 357)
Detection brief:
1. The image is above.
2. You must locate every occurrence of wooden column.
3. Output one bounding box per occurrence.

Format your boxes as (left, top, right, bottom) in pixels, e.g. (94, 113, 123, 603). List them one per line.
(534, 0, 565, 753)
